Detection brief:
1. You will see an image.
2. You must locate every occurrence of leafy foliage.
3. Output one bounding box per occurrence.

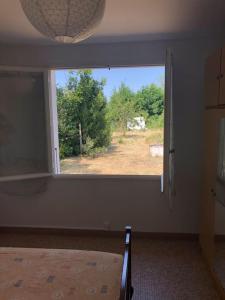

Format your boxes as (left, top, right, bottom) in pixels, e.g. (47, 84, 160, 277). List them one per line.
(135, 84, 164, 117)
(147, 113, 164, 129)
(57, 70, 110, 158)
(106, 82, 164, 134)
(57, 71, 164, 159)
(106, 83, 138, 135)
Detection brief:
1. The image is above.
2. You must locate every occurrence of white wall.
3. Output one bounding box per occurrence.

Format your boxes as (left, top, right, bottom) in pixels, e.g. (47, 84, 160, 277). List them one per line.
(0, 38, 225, 233)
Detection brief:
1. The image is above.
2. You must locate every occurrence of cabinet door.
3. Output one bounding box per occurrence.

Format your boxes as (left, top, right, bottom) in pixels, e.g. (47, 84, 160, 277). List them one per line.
(200, 110, 219, 264)
(219, 47, 225, 106)
(200, 109, 225, 266)
(204, 49, 221, 108)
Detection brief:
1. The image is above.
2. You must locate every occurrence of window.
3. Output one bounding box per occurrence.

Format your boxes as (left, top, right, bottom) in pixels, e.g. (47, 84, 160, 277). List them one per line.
(51, 66, 165, 176)
(0, 53, 174, 191)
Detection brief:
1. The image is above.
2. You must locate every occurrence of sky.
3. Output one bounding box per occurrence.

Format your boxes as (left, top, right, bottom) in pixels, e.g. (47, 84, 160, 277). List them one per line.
(55, 66, 165, 100)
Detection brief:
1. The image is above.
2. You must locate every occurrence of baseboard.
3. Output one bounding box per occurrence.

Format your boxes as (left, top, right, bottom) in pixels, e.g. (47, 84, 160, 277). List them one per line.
(0, 226, 198, 240)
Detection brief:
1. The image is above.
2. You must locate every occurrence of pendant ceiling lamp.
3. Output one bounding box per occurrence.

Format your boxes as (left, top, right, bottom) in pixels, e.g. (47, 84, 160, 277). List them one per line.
(20, 0, 106, 43)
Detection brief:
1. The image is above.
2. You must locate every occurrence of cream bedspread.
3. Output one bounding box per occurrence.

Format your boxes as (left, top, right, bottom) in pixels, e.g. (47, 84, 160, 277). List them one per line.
(0, 247, 123, 300)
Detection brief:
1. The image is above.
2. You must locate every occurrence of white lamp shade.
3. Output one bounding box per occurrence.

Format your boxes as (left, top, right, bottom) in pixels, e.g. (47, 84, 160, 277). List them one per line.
(20, 0, 106, 43)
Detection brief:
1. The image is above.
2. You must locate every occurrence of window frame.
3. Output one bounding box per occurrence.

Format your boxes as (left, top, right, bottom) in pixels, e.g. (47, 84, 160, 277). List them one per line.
(163, 49, 175, 201)
(50, 64, 167, 182)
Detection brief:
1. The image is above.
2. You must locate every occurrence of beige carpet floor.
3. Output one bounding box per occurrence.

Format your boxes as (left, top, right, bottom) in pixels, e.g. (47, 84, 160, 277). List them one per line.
(0, 233, 220, 300)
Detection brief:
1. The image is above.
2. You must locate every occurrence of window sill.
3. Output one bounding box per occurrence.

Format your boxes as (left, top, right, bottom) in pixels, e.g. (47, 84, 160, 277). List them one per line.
(53, 174, 162, 181)
(0, 173, 51, 182)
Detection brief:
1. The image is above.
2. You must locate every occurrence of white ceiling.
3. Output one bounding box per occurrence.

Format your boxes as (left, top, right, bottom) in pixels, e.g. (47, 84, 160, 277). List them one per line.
(0, 0, 225, 45)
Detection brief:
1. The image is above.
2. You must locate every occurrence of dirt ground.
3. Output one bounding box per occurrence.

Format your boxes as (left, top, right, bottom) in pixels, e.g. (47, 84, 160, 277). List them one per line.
(60, 129, 163, 175)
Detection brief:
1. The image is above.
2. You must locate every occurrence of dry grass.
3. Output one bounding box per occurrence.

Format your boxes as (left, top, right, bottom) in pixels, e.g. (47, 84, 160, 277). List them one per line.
(61, 129, 163, 175)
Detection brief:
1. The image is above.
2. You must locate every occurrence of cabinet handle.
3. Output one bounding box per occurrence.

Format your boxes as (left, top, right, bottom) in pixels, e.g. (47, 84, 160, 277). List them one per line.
(216, 74, 224, 79)
(211, 188, 217, 197)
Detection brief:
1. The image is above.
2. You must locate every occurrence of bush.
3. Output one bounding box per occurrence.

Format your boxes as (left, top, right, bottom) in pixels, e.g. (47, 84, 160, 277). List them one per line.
(59, 143, 74, 159)
(147, 114, 164, 129)
(88, 147, 107, 158)
(82, 136, 108, 158)
(82, 137, 95, 155)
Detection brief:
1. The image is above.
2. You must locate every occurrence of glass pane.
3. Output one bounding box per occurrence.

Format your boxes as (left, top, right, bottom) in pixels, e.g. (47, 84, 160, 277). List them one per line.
(0, 71, 48, 177)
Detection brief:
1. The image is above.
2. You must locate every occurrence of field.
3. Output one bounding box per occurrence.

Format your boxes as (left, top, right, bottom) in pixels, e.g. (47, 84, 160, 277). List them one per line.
(60, 129, 163, 175)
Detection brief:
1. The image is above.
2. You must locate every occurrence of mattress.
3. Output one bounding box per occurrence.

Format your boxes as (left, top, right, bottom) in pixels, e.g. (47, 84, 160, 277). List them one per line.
(0, 247, 123, 300)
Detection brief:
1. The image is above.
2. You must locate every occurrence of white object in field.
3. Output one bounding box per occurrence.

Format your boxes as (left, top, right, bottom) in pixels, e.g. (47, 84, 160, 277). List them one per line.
(127, 117, 145, 130)
(150, 144, 164, 157)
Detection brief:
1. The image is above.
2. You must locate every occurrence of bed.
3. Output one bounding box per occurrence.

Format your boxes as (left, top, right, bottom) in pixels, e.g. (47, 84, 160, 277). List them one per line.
(0, 226, 133, 300)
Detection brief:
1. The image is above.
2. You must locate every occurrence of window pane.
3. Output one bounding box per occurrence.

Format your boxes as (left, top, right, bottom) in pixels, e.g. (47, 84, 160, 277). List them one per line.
(0, 71, 48, 177)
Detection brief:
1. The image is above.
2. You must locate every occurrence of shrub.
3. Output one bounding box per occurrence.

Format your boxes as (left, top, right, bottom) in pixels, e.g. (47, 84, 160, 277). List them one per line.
(147, 113, 164, 129)
(59, 143, 73, 159)
(82, 137, 95, 155)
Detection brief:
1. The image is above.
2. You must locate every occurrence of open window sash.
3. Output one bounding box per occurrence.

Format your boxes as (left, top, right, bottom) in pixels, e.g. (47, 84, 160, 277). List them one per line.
(0, 67, 54, 182)
(48, 70, 60, 174)
(163, 49, 176, 207)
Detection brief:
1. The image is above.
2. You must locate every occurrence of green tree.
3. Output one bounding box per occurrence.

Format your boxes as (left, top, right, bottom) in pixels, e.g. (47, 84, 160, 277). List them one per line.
(107, 83, 137, 135)
(135, 84, 164, 117)
(57, 70, 111, 158)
